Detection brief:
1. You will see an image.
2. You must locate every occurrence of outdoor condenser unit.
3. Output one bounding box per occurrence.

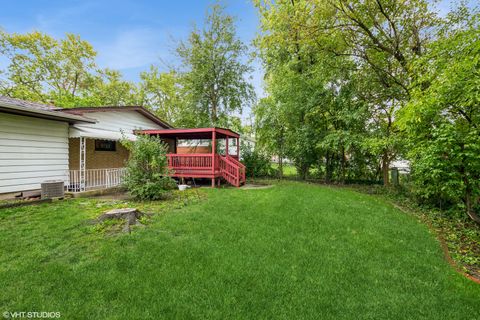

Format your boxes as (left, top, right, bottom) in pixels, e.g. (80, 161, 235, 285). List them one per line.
(41, 180, 65, 199)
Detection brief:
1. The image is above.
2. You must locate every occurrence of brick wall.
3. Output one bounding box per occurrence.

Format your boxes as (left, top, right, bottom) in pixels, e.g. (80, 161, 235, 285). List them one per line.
(69, 138, 129, 170)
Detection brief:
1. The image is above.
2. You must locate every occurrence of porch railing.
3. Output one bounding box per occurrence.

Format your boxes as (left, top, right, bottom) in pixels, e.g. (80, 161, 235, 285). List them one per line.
(167, 154, 214, 171)
(67, 168, 127, 192)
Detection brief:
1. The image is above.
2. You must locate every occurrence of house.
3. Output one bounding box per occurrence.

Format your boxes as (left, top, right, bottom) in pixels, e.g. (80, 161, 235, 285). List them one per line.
(0, 97, 93, 195)
(0, 96, 246, 196)
(60, 107, 172, 191)
(0, 97, 171, 196)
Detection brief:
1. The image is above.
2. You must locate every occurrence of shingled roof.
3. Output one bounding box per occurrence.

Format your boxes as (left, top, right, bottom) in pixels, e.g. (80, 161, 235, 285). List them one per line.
(0, 95, 93, 123)
(0, 96, 58, 111)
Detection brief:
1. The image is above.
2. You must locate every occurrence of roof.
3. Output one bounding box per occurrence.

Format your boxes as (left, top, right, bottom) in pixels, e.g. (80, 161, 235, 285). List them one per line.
(0, 96, 95, 124)
(61, 106, 173, 129)
(139, 127, 240, 139)
(69, 126, 138, 141)
(0, 96, 57, 111)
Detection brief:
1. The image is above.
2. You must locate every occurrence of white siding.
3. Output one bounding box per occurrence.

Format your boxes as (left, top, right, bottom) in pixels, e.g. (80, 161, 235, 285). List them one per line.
(0, 113, 69, 194)
(70, 110, 164, 137)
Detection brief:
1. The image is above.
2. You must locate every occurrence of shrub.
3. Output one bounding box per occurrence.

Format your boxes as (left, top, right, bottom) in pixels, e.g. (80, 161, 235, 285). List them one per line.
(241, 147, 275, 178)
(122, 135, 176, 200)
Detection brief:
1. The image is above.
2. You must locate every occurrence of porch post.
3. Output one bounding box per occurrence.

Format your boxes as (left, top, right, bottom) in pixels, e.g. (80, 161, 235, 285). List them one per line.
(211, 129, 216, 187)
(236, 137, 239, 158)
(79, 137, 86, 192)
(226, 137, 229, 157)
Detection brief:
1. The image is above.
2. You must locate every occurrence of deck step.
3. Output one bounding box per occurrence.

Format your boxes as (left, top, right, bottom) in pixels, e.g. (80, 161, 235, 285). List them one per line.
(219, 155, 246, 187)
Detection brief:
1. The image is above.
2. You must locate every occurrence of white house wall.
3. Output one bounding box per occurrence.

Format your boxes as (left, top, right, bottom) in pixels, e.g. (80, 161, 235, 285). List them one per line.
(0, 113, 69, 193)
(69, 110, 165, 139)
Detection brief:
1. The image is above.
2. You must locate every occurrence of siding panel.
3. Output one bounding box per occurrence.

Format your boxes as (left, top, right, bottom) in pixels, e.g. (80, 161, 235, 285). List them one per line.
(70, 111, 164, 137)
(0, 113, 69, 193)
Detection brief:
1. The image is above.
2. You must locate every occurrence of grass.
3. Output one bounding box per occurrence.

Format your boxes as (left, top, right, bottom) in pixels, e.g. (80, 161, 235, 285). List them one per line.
(1, 182, 479, 319)
(350, 183, 480, 279)
(272, 163, 297, 177)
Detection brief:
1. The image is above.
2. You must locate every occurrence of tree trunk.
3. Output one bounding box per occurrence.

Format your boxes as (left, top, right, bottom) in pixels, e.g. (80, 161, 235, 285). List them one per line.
(325, 152, 333, 183)
(382, 151, 390, 186)
(460, 156, 480, 224)
(278, 156, 283, 179)
(211, 96, 218, 125)
(300, 165, 308, 180)
(464, 182, 480, 224)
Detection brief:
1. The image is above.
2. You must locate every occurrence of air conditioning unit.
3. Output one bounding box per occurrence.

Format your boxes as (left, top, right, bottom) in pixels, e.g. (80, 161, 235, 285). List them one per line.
(41, 180, 65, 199)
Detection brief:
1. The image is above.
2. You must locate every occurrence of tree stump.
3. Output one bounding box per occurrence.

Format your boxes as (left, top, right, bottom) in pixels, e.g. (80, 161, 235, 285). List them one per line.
(98, 208, 143, 233)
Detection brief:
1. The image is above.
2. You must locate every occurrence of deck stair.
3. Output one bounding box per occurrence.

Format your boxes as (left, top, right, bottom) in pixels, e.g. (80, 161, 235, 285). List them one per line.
(219, 155, 246, 187)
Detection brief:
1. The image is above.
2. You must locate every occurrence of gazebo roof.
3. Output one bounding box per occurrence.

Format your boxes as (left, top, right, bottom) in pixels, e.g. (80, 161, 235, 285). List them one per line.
(138, 127, 240, 139)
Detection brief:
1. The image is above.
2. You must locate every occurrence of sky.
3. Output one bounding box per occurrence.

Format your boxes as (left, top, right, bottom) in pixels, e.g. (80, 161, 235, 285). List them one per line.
(0, 0, 475, 118)
(0, 0, 263, 98)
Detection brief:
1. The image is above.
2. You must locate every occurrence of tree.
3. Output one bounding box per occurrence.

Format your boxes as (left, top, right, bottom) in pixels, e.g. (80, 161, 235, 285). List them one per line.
(327, 0, 437, 185)
(0, 31, 96, 105)
(254, 97, 286, 177)
(139, 66, 190, 126)
(254, 0, 374, 181)
(398, 10, 480, 222)
(253, 0, 439, 185)
(0, 30, 139, 107)
(176, 3, 255, 127)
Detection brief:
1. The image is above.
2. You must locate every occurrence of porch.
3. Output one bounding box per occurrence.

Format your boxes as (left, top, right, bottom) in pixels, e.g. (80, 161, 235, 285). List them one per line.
(67, 137, 128, 192)
(66, 127, 245, 192)
(140, 128, 246, 187)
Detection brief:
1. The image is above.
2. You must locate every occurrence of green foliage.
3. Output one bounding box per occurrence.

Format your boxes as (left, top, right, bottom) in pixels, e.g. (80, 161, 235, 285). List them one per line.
(122, 135, 176, 200)
(398, 11, 480, 220)
(240, 146, 274, 178)
(0, 31, 139, 107)
(139, 67, 189, 126)
(0, 6, 254, 129)
(254, 1, 480, 223)
(176, 3, 255, 127)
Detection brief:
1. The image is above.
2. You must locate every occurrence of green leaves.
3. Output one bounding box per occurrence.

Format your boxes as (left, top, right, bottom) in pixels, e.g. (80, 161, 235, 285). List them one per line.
(0, 30, 139, 107)
(176, 3, 255, 127)
(398, 12, 480, 218)
(122, 135, 176, 200)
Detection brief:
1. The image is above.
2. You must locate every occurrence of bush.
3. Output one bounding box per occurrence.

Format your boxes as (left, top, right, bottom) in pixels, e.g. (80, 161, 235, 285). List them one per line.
(122, 135, 177, 200)
(241, 147, 275, 178)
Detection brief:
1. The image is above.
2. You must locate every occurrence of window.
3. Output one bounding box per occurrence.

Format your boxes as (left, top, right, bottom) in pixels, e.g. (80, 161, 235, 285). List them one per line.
(95, 140, 116, 151)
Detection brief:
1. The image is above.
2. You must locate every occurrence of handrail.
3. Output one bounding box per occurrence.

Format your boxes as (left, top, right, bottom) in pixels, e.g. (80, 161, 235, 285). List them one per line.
(167, 154, 213, 169)
(226, 155, 246, 184)
(166, 153, 245, 187)
(219, 156, 238, 186)
(68, 168, 126, 192)
(218, 155, 246, 187)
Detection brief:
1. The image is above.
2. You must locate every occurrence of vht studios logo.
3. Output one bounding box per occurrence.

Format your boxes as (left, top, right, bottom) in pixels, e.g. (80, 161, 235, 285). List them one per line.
(3, 311, 61, 319)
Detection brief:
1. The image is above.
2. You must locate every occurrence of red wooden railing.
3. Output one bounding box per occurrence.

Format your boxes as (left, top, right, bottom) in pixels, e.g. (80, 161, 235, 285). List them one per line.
(226, 155, 246, 184)
(167, 153, 245, 187)
(218, 155, 246, 187)
(167, 154, 213, 170)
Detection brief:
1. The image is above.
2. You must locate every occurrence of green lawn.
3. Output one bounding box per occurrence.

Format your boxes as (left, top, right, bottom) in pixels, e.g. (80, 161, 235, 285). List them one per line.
(1, 182, 479, 319)
(272, 163, 298, 177)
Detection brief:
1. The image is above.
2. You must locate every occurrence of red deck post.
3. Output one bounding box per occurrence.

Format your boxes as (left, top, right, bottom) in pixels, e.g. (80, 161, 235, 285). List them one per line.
(211, 129, 216, 187)
(226, 137, 229, 156)
(236, 137, 239, 158)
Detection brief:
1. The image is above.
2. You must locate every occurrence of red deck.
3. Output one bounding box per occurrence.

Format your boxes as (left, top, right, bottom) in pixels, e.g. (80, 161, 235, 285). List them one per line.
(166, 153, 245, 187)
(138, 127, 246, 187)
